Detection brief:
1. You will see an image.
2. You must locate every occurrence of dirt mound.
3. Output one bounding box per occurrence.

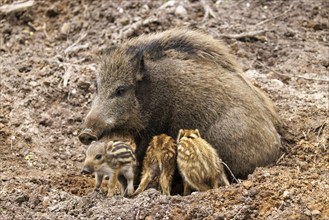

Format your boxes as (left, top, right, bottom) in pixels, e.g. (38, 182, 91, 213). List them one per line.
(0, 0, 328, 219)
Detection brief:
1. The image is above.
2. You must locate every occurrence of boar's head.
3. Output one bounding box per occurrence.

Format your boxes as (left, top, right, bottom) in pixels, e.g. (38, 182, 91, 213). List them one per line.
(79, 47, 146, 145)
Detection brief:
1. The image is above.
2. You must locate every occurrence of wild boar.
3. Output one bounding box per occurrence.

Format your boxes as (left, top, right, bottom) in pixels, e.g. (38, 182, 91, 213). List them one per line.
(79, 28, 282, 180)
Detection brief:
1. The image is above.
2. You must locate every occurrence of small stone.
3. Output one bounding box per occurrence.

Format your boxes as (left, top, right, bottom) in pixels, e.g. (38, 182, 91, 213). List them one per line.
(118, 7, 124, 14)
(271, 79, 284, 88)
(283, 190, 290, 198)
(29, 81, 37, 87)
(249, 188, 257, 197)
(311, 210, 321, 216)
(263, 172, 270, 177)
(42, 197, 50, 208)
(60, 23, 70, 35)
(175, 5, 187, 18)
(242, 180, 253, 189)
(142, 4, 150, 12)
(160, 0, 176, 9)
(304, 209, 312, 216)
(119, 17, 129, 25)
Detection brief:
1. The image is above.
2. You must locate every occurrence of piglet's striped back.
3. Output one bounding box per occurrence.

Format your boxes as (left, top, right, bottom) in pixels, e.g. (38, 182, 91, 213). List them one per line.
(106, 141, 136, 169)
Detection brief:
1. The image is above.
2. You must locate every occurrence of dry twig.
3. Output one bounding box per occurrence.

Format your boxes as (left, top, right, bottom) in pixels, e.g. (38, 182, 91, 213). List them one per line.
(65, 44, 89, 56)
(276, 153, 286, 164)
(232, 205, 245, 220)
(316, 122, 327, 139)
(0, 0, 34, 13)
(221, 161, 241, 184)
(219, 30, 268, 40)
(135, 210, 140, 220)
(64, 33, 88, 55)
(118, 17, 158, 39)
(201, 0, 217, 21)
(31, 56, 96, 88)
(42, 22, 51, 41)
(255, 4, 294, 26)
(256, 61, 329, 82)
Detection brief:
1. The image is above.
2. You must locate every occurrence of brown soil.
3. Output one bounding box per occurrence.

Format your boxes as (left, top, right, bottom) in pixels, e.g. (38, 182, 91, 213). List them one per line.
(0, 0, 328, 219)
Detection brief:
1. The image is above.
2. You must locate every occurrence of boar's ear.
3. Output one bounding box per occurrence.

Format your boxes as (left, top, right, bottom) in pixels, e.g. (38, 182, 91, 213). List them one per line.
(135, 53, 145, 82)
(128, 46, 145, 81)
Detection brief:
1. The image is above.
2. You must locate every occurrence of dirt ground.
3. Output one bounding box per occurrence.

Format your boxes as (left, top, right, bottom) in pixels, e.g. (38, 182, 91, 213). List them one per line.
(0, 0, 328, 219)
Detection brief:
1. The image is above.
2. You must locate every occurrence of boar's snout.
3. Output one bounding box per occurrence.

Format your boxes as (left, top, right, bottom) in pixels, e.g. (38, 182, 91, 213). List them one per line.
(80, 108, 109, 145)
(81, 165, 93, 175)
(79, 129, 98, 145)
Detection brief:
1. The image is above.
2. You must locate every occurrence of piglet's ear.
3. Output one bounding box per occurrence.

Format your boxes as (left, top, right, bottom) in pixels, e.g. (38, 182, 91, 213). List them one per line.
(195, 129, 201, 137)
(106, 141, 114, 152)
(177, 129, 184, 143)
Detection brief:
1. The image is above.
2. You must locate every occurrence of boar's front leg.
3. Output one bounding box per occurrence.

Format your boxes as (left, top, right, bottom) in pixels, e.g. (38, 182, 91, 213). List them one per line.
(134, 136, 151, 185)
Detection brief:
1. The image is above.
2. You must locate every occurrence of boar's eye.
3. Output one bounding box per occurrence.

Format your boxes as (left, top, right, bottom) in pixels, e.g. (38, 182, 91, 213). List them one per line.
(95, 154, 102, 160)
(115, 86, 126, 97)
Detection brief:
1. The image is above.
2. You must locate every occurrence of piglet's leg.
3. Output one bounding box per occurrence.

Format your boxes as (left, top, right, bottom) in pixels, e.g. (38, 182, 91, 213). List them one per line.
(124, 166, 135, 196)
(220, 172, 230, 186)
(134, 170, 152, 196)
(118, 175, 127, 195)
(107, 172, 118, 197)
(212, 177, 219, 189)
(183, 179, 191, 196)
(160, 159, 176, 196)
(94, 173, 104, 191)
(193, 181, 211, 192)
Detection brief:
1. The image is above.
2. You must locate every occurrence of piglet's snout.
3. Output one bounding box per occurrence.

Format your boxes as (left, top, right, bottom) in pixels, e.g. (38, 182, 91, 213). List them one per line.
(81, 165, 93, 175)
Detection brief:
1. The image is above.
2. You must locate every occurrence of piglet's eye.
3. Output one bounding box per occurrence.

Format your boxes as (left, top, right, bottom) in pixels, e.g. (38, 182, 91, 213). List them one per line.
(95, 154, 102, 160)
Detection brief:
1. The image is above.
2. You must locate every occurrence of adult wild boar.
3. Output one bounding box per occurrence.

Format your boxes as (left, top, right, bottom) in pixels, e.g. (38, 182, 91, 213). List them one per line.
(79, 28, 282, 179)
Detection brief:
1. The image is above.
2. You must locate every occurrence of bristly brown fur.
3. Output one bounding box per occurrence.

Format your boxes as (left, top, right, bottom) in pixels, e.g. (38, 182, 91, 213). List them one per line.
(134, 134, 177, 196)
